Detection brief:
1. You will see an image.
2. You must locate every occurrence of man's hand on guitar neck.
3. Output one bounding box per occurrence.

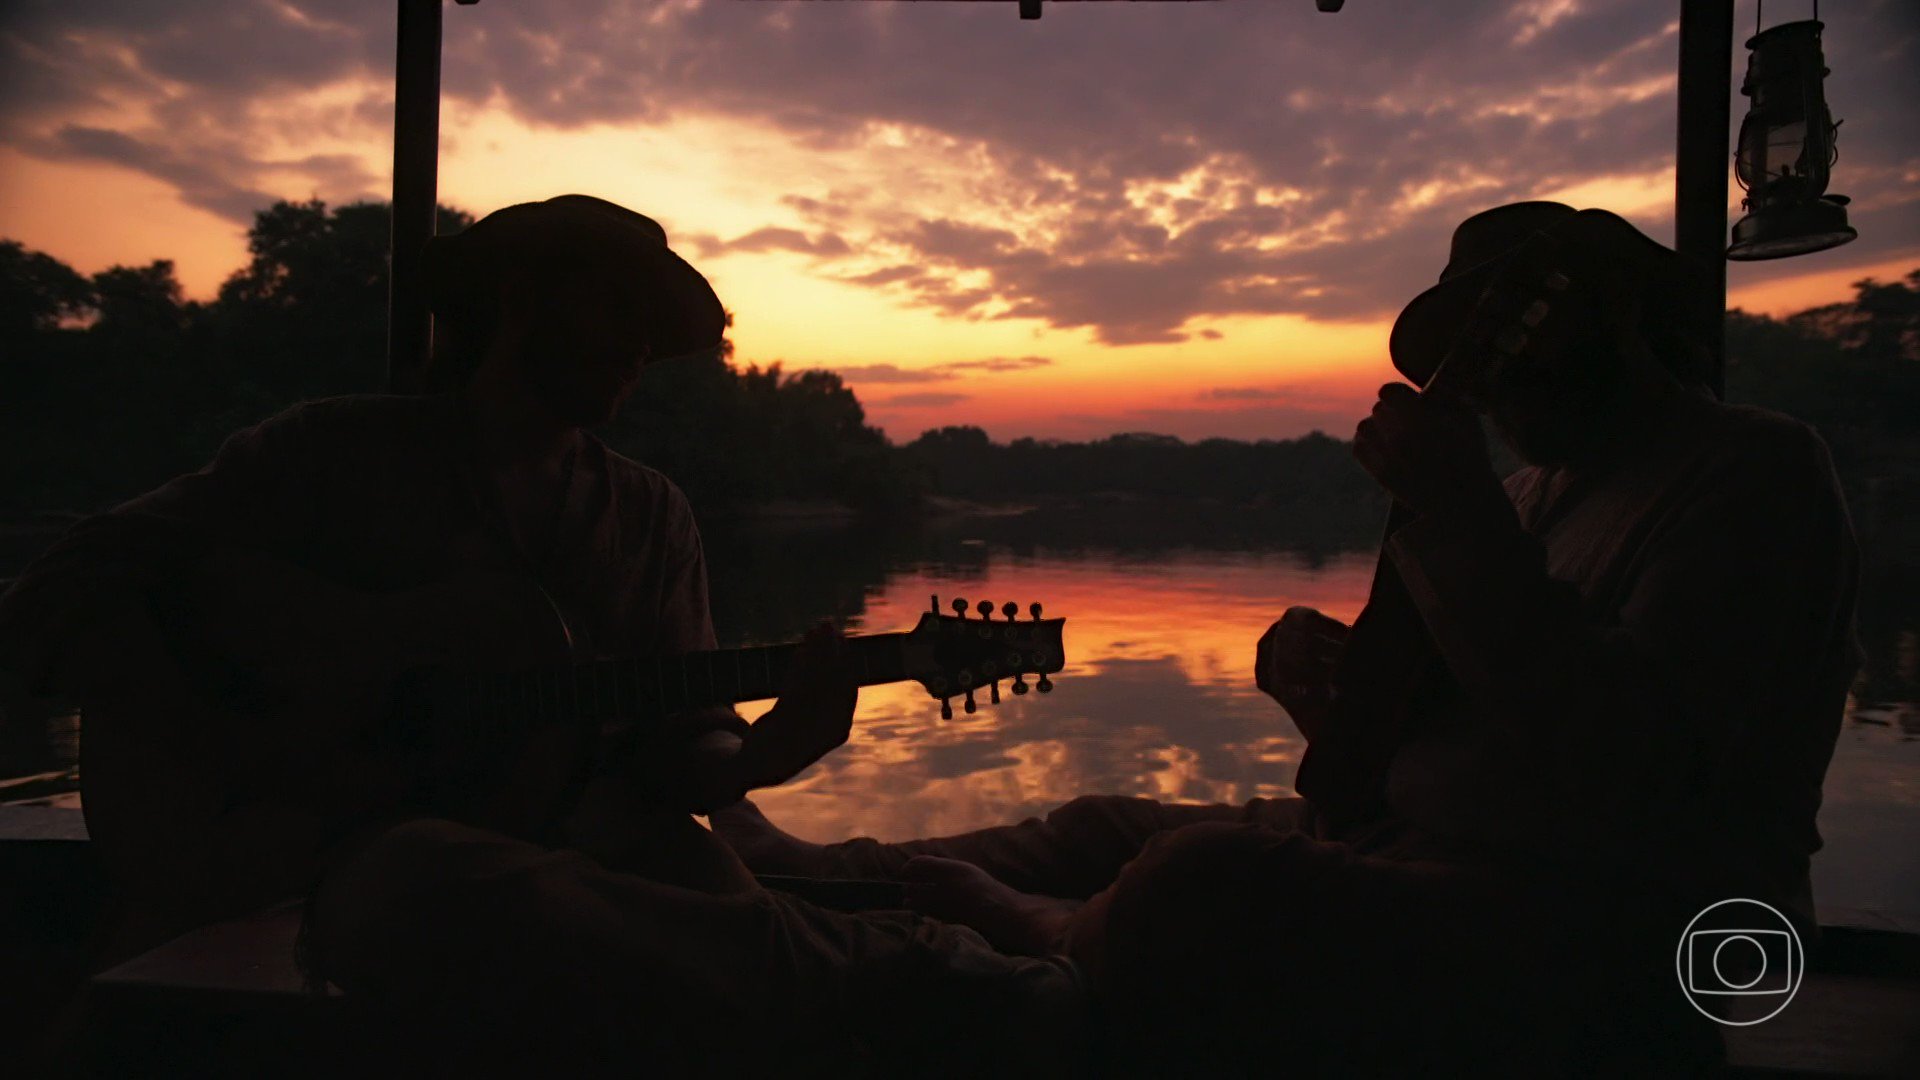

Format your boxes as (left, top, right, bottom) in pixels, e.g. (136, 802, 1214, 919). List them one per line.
(734, 621, 859, 793)
(1352, 383, 1513, 525)
(622, 621, 859, 815)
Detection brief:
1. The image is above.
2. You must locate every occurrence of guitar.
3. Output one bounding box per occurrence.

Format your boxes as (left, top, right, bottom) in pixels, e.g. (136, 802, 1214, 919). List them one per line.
(162, 549, 1068, 837)
(1302, 227, 1591, 823)
(391, 592, 1067, 739)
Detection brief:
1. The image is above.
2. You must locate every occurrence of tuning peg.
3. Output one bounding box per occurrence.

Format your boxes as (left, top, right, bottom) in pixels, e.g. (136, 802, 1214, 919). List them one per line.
(1036, 674, 1053, 694)
(1012, 674, 1028, 695)
(976, 599, 994, 620)
(1001, 601, 1018, 620)
(952, 597, 970, 618)
(1029, 602, 1043, 620)
(940, 698, 953, 721)
(989, 681, 1001, 705)
(963, 689, 977, 714)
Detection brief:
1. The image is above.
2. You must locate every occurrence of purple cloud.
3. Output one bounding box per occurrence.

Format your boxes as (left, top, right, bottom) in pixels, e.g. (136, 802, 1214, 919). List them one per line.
(843, 265, 926, 287)
(1202, 387, 1294, 402)
(874, 391, 973, 408)
(937, 355, 1051, 373)
(688, 226, 853, 259)
(829, 355, 1051, 384)
(3, 0, 1916, 340)
(831, 363, 949, 384)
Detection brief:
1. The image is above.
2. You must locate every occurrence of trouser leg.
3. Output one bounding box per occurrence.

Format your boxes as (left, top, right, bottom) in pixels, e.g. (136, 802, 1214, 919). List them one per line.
(1063, 820, 1568, 1077)
(816, 794, 1311, 898)
(306, 818, 1090, 1076)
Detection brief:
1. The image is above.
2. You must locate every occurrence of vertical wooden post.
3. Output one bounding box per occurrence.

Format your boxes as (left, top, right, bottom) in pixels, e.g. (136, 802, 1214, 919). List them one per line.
(387, 0, 444, 394)
(1675, 0, 1734, 397)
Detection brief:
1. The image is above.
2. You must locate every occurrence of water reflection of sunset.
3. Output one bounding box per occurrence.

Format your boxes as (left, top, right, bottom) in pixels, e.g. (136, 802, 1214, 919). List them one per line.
(717, 539, 1917, 929)
(743, 550, 1376, 844)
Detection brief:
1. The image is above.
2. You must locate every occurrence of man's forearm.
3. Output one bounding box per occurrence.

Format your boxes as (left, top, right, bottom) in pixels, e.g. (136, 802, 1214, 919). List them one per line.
(619, 725, 768, 817)
(669, 706, 824, 814)
(1383, 505, 1547, 707)
(680, 728, 757, 811)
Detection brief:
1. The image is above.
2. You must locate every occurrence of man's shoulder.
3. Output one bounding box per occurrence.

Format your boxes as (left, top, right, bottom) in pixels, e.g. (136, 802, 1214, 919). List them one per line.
(1703, 400, 1836, 473)
(1688, 401, 1849, 523)
(595, 441, 698, 524)
(264, 392, 452, 432)
(233, 394, 459, 462)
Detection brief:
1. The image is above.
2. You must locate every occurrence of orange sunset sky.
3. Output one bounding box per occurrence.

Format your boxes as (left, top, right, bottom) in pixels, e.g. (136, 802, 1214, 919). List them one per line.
(2, 0, 1916, 442)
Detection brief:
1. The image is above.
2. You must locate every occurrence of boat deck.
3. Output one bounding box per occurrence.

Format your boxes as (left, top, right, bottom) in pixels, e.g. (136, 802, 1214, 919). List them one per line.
(6, 805, 1916, 1076)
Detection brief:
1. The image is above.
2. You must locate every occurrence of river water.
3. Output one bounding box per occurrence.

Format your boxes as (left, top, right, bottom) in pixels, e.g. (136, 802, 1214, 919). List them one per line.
(3, 514, 1915, 930)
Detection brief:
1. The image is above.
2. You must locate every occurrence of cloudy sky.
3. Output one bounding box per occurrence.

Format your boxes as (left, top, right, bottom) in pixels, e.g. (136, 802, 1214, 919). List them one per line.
(2, 0, 1916, 441)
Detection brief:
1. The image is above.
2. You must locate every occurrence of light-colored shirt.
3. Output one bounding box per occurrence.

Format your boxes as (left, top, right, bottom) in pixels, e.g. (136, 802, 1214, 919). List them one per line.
(1380, 394, 1860, 931)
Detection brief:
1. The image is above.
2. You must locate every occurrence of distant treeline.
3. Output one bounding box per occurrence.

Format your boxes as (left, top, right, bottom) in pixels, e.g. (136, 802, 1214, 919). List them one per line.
(1724, 276, 1920, 484)
(2, 198, 1916, 529)
(904, 425, 1382, 509)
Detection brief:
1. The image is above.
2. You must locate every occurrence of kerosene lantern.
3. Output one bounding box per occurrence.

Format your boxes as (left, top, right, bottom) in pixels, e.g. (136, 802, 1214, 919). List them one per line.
(1726, 8, 1857, 260)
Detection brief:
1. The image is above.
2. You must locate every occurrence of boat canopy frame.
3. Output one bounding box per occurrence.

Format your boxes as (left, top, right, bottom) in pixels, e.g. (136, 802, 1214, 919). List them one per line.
(385, 0, 1733, 396)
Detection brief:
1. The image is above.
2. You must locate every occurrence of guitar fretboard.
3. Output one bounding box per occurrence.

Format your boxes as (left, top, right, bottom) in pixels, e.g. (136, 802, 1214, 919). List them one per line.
(464, 633, 909, 730)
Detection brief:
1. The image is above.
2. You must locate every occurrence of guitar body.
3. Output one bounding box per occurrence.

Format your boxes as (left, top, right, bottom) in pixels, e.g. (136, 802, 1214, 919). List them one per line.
(69, 544, 1070, 942)
(194, 547, 574, 681)
(176, 548, 584, 839)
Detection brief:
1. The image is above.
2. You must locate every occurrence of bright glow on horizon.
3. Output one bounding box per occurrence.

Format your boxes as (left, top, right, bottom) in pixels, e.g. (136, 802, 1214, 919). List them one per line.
(3, 2, 1913, 444)
(743, 551, 1379, 843)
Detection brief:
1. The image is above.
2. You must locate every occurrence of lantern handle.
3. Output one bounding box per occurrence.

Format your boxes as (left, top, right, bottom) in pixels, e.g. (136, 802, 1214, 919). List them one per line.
(1756, 2, 1822, 36)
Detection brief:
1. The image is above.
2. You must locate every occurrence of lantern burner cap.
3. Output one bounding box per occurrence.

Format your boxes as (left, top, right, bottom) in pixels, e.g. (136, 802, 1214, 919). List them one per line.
(1728, 194, 1857, 261)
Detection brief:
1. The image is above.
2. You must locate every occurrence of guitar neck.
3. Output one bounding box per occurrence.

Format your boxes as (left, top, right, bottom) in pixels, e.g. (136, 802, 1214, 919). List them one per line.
(481, 633, 911, 725)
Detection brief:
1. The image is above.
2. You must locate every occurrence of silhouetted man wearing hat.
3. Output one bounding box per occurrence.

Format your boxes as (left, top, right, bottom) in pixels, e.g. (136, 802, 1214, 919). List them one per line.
(0, 195, 1085, 1073)
(717, 202, 1860, 1075)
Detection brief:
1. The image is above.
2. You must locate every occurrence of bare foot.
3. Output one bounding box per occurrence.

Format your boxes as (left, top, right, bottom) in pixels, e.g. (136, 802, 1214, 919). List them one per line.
(708, 798, 833, 876)
(903, 856, 1078, 956)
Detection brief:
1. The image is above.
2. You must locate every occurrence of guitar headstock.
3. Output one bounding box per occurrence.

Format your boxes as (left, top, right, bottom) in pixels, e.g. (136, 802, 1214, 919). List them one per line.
(899, 595, 1067, 719)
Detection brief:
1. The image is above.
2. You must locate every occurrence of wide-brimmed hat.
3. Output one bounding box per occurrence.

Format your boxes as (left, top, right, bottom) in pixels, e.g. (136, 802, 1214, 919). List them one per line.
(423, 194, 726, 361)
(1388, 201, 1705, 387)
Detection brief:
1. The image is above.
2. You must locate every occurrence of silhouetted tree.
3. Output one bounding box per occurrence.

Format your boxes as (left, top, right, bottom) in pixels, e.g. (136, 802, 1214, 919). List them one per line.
(606, 356, 918, 512)
(1728, 271, 1920, 478)
(210, 199, 474, 402)
(3, 210, 1915, 537)
(90, 261, 190, 343)
(0, 240, 91, 338)
(0, 198, 929, 518)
